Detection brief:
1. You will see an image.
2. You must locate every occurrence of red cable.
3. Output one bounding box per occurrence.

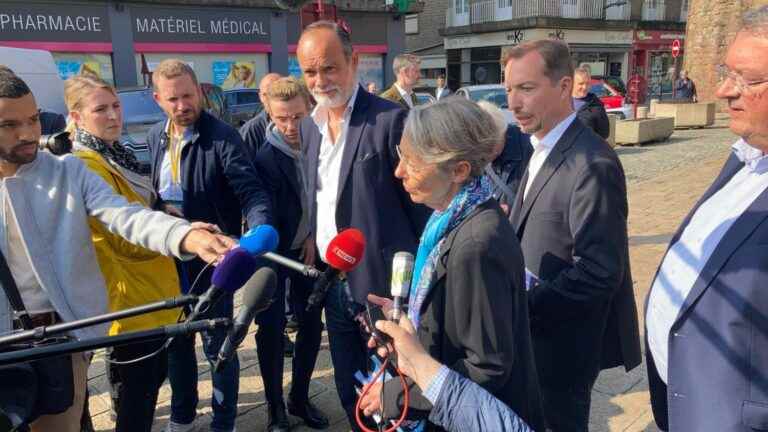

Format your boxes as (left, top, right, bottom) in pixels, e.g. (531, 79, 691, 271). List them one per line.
(355, 356, 410, 432)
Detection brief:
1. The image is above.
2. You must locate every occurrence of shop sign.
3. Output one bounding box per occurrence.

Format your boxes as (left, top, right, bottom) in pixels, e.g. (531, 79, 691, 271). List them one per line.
(445, 28, 632, 50)
(131, 6, 270, 43)
(0, 2, 110, 42)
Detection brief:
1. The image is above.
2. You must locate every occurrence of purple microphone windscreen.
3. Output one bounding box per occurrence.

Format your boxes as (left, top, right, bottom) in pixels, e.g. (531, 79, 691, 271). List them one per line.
(211, 247, 257, 293)
(240, 224, 279, 256)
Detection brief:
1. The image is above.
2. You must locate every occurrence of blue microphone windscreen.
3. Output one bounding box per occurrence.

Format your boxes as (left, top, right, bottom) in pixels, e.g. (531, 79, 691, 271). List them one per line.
(211, 247, 257, 293)
(240, 224, 279, 256)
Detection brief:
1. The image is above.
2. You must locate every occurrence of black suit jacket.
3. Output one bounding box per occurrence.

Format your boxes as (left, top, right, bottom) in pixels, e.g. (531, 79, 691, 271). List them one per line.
(252, 144, 305, 255)
(301, 87, 430, 303)
(575, 92, 610, 139)
(383, 200, 546, 431)
(511, 118, 641, 388)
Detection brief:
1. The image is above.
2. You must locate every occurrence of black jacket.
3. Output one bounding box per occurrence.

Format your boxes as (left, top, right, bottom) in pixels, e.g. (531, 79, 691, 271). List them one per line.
(488, 125, 532, 214)
(575, 93, 610, 139)
(511, 119, 641, 388)
(252, 143, 305, 255)
(383, 200, 546, 432)
(239, 110, 270, 160)
(301, 86, 430, 303)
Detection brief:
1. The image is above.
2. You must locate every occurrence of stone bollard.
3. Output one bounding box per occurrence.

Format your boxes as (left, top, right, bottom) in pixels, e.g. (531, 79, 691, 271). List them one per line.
(637, 106, 649, 119)
(650, 99, 660, 117)
(607, 114, 617, 148)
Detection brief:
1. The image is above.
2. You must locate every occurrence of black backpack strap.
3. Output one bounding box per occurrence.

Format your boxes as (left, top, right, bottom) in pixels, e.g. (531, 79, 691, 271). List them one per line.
(0, 248, 32, 329)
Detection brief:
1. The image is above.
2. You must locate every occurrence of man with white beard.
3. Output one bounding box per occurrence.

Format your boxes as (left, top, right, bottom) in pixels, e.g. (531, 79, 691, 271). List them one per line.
(297, 21, 430, 431)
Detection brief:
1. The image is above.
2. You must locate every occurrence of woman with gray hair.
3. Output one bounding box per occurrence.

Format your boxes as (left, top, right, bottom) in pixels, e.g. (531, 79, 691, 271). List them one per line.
(362, 97, 545, 432)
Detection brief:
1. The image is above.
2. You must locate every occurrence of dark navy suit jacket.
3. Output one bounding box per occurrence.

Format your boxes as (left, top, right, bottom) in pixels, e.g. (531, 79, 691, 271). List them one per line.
(300, 86, 430, 303)
(646, 153, 768, 432)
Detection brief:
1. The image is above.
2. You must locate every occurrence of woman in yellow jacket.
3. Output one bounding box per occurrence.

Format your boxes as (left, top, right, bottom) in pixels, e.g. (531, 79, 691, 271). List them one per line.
(64, 74, 184, 432)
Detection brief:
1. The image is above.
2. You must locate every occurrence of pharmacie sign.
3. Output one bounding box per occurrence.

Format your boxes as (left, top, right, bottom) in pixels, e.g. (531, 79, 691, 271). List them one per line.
(0, 2, 110, 42)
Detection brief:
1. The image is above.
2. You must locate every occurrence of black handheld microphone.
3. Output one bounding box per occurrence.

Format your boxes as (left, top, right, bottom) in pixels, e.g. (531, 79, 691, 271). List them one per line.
(185, 248, 257, 323)
(213, 267, 277, 372)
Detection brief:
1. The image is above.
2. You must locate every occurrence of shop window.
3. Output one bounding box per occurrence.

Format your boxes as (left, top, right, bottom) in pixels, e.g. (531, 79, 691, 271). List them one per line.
(405, 14, 418, 34)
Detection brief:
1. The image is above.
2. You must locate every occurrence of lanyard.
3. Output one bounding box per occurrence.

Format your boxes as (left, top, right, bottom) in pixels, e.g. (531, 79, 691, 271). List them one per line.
(168, 129, 184, 185)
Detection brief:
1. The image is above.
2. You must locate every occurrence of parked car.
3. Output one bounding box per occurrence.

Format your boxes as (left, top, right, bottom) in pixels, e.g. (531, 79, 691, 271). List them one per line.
(224, 89, 264, 126)
(590, 79, 634, 120)
(455, 84, 516, 124)
(117, 87, 165, 175)
(415, 92, 436, 105)
(593, 75, 627, 96)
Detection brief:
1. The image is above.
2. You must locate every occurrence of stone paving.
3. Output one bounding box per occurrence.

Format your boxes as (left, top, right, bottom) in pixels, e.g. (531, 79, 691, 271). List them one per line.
(87, 119, 738, 432)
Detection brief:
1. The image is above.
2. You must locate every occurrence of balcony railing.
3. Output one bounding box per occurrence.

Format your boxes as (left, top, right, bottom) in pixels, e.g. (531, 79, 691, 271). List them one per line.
(605, 1, 631, 20)
(449, 0, 613, 27)
(642, 0, 666, 21)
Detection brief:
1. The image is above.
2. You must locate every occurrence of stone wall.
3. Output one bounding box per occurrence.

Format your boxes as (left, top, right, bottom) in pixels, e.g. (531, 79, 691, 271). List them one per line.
(685, 0, 768, 108)
(405, 0, 449, 53)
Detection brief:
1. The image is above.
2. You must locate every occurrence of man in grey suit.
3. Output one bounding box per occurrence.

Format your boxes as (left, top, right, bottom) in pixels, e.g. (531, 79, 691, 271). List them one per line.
(506, 40, 642, 431)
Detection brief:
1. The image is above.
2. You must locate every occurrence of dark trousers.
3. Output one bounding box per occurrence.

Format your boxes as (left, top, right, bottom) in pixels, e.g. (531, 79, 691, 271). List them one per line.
(540, 377, 597, 432)
(167, 292, 239, 432)
(107, 339, 168, 432)
(324, 280, 368, 431)
(255, 251, 324, 407)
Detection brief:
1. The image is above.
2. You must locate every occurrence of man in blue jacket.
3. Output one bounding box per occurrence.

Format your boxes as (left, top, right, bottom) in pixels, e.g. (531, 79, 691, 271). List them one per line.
(147, 59, 273, 432)
(297, 21, 430, 430)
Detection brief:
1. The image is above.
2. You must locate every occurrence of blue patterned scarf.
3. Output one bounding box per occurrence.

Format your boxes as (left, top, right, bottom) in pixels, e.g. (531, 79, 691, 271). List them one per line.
(408, 175, 493, 328)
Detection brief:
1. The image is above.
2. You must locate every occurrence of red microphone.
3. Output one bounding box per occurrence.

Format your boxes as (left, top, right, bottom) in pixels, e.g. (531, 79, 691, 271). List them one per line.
(307, 228, 366, 309)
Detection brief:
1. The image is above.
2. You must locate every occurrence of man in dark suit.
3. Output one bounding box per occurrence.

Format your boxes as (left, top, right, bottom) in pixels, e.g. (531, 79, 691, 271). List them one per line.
(572, 67, 610, 139)
(645, 15, 768, 431)
(435, 75, 451, 100)
(506, 40, 641, 431)
(239, 73, 281, 159)
(296, 21, 429, 430)
(251, 77, 328, 432)
(380, 53, 421, 110)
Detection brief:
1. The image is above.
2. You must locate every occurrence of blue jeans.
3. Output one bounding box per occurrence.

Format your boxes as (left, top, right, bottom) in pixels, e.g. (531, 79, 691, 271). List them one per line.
(324, 280, 368, 430)
(167, 292, 239, 432)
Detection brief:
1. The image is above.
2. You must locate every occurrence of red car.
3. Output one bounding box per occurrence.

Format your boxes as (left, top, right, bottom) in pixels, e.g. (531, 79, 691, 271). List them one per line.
(590, 78, 634, 120)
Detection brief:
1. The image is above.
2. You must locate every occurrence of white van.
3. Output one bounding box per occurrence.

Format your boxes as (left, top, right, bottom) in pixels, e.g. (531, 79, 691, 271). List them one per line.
(0, 46, 66, 115)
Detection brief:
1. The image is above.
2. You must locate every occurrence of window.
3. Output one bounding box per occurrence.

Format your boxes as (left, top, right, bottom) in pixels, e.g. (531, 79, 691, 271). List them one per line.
(237, 91, 260, 105)
(455, 0, 468, 14)
(405, 14, 418, 34)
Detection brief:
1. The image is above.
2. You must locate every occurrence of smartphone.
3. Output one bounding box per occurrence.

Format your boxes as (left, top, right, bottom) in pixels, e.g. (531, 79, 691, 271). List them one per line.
(364, 303, 393, 346)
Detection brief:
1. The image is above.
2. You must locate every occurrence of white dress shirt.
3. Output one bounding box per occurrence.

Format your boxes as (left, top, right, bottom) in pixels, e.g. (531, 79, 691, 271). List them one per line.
(158, 121, 193, 212)
(312, 84, 360, 261)
(395, 83, 414, 109)
(523, 112, 577, 200)
(646, 139, 768, 384)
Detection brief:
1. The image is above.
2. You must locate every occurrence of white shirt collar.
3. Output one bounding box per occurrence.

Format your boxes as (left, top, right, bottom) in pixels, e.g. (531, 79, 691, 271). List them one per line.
(311, 82, 360, 128)
(732, 138, 768, 173)
(529, 112, 577, 152)
(395, 83, 413, 107)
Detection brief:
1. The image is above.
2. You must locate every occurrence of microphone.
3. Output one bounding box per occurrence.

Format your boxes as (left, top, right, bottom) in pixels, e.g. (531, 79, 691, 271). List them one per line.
(185, 247, 257, 323)
(213, 267, 278, 372)
(240, 225, 322, 277)
(390, 252, 414, 322)
(306, 228, 366, 310)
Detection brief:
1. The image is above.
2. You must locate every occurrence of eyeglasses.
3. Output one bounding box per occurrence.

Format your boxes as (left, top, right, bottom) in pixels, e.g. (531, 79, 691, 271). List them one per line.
(395, 144, 423, 174)
(716, 64, 768, 95)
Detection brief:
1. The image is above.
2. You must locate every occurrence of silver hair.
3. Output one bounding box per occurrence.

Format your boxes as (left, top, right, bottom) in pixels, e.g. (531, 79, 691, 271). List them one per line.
(393, 54, 421, 75)
(743, 6, 768, 35)
(404, 97, 498, 177)
(476, 100, 508, 146)
(302, 20, 353, 59)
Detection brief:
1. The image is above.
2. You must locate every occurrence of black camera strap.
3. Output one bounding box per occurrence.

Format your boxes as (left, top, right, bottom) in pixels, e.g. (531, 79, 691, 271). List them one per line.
(0, 248, 33, 330)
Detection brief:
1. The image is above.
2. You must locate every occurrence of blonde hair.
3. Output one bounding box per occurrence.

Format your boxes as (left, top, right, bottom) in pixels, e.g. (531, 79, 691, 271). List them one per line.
(393, 54, 421, 75)
(265, 77, 312, 112)
(64, 73, 116, 133)
(152, 59, 198, 90)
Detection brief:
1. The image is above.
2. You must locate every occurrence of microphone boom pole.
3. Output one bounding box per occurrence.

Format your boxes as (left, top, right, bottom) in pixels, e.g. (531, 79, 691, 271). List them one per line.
(0, 318, 230, 366)
(0, 294, 198, 347)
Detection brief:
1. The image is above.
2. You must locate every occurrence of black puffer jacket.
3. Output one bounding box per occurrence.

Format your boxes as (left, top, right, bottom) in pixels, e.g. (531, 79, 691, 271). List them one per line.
(575, 92, 610, 139)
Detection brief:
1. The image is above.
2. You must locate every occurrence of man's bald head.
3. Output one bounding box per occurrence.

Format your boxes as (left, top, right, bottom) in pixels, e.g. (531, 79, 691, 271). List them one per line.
(259, 73, 282, 104)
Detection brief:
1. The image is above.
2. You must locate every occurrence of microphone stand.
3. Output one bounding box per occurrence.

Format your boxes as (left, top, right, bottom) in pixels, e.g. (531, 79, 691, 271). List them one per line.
(0, 318, 231, 366)
(0, 294, 198, 347)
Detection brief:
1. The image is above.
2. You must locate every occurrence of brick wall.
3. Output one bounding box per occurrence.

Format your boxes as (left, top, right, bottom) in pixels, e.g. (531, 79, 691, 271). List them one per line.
(405, 0, 449, 53)
(685, 0, 768, 108)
